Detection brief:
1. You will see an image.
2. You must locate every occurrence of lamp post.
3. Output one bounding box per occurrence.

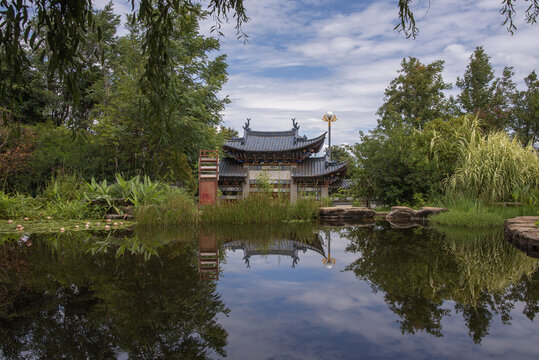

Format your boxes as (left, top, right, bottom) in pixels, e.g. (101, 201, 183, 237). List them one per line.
(322, 111, 337, 161)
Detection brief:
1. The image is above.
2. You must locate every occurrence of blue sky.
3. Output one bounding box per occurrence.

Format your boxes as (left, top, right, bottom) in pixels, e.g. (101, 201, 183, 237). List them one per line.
(98, 0, 538, 145)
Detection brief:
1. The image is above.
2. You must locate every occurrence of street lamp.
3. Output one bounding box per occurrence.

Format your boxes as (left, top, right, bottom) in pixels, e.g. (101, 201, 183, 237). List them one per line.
(322, 111, 337, 161)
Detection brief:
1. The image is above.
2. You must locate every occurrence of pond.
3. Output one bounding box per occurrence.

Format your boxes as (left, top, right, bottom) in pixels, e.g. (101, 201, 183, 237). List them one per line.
(0, 221, 538, 359)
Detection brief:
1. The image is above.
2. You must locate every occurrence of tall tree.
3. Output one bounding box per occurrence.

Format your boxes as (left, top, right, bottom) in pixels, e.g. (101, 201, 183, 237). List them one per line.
(90, 5, 229, 185)
(456, 46, 516, 131)
(376, 57, 456, 130)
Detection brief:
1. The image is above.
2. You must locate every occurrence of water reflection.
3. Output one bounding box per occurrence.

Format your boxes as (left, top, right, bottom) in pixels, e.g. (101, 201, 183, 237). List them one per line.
(342, 222, 539, 343)
(0, 230, 228, 359)
(222, 235, 325, 269)
(199, 232, 220, 280)
(322, 229, 336, 269)
(0, 223, 538, 359)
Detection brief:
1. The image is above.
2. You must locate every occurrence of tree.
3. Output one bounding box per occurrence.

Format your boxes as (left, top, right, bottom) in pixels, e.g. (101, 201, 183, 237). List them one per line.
(0, 0, 247, 129)
(511, 70, 539, 145)
(329, 145, 352, 163)
(456, 47, 516, 132)
(218, 126, 239, 140)
(395, 0, 538, 38)
(351, 57, 459, 205)
(351, 124, 436, 205)
(376, 57, 456, 130)
(89, 5, 229, 185)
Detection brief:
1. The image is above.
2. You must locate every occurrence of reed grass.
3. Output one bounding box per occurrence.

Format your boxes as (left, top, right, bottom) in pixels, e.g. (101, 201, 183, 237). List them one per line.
(445, 127, 539, 202)
(2, 173, 325, 225)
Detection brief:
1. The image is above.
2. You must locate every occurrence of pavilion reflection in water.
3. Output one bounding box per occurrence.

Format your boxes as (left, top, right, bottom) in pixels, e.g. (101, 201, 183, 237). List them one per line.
(198, 233, 220, 280)
(223, 234, 327, 269)
(198, 230, 338, 278)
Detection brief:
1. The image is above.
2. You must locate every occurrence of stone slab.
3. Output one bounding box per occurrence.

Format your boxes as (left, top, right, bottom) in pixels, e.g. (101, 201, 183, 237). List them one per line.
(505, 216, 539, 258)
(319, 207, 375, 220)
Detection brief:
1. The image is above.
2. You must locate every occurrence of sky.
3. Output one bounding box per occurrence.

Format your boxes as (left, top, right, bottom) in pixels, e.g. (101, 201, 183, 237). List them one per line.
(97, 0, 538, 146)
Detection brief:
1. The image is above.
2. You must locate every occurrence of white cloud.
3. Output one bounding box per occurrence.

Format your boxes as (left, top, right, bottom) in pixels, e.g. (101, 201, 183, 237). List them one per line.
(214, 0, 538, 145)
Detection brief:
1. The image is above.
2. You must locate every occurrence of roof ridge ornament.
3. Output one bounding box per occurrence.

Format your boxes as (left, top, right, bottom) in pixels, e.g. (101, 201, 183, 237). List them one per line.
(292, 118, 299, 131)
(243, 118, 251, 131)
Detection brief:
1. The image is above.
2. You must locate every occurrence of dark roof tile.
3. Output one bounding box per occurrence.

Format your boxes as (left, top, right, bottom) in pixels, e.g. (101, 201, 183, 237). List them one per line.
(219, 158, 246, 178)
(292, 157, 347, 178)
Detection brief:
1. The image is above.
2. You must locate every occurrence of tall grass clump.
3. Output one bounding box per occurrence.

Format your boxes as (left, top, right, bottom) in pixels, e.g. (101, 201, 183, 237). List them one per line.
(201, 194, 321, 224)
(445, 125, 539, 202)
(135, 187, 198, 225)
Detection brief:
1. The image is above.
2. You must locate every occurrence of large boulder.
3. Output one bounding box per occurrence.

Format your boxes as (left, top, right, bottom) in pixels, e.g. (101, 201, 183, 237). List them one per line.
(386, 206, 447, 222)
(505, 216, 539, 258)
(319, 207, 376, 221)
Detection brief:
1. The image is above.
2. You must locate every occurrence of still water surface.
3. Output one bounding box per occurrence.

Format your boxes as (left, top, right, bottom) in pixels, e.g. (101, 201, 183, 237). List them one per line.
(0, 222, 538, 359)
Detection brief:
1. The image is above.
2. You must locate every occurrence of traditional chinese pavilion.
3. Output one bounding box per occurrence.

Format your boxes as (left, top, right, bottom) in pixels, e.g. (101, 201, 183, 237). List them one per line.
(218, 119, 347, 201)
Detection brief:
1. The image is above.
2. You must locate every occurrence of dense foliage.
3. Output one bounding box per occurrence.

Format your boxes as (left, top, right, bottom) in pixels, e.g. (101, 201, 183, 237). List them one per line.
(1, 4, 230, 194)
(350, 48, 538, 207)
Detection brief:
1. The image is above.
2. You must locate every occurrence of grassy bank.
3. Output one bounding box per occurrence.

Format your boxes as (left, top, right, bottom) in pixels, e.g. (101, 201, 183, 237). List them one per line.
(200, 195, 322, 224)
(430, 196, 538, 228)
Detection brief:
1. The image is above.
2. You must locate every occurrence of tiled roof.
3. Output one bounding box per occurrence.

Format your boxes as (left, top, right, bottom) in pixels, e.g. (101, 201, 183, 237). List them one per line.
(292, 157, 347, 178)
(219, 158, 246, 178)
(330, 178, 354, 189)
(224, 128, 326, 153)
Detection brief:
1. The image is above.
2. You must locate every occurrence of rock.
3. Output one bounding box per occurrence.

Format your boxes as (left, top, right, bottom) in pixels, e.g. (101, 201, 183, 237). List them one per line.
(319, 207, 375, 221)
(319, 207, 346, 216)
(386, 206, 448, 222)
(385, 206, 416, 221)
(414, 207, 449, 218)
(387, 220, 424, 229)
(505, 216, 539, 258)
